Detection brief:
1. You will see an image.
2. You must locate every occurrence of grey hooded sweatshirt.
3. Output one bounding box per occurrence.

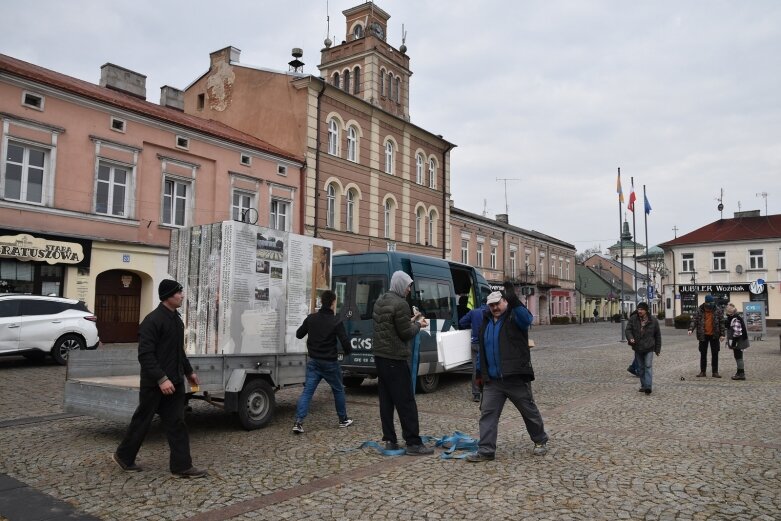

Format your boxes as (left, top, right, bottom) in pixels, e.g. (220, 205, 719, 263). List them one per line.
(372, 271, 421, 360)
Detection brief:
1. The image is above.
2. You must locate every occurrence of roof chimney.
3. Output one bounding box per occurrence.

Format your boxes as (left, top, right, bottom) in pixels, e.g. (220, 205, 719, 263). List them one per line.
(100, 63, 147, 99)
(160, 86, 184, 111)
(496, 213, 509, 224)
(734, 210, 761, 218)
(210, 46, 241, 68)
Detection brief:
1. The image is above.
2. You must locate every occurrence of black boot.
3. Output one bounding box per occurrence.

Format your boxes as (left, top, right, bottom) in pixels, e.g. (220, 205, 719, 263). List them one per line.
(731, 371, 746, 381)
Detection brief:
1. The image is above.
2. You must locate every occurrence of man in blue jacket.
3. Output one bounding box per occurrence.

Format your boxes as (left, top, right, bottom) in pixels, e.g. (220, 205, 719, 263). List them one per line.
(466, 284, 549, 462)
(458, 297, 488, 402)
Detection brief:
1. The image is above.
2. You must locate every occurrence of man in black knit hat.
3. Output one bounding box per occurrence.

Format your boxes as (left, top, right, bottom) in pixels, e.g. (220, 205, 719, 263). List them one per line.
(113, 279, 207, 478)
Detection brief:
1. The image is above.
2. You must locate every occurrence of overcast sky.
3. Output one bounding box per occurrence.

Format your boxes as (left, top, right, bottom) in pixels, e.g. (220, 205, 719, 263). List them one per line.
(4, 0, 780, 252)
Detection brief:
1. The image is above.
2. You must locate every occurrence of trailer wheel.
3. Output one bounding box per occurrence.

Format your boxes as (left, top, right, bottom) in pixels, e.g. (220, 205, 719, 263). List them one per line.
(343, 377, 364, 388)
(416, 374, 439, 394)
(237, 379, 275, 430)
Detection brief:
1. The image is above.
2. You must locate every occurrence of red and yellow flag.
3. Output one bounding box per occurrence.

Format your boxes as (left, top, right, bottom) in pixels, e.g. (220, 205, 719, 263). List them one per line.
(616, 171, 624, 203)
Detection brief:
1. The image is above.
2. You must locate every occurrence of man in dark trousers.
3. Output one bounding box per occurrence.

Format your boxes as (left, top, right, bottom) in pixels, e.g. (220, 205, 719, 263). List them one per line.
(372, 270, 433, 455)
(292, 290, 353, 434)
(113, 279, 207, 478)
(688, 294, 725, 377)
(467, 284, 549, 462)
(459, 297, 488, 402)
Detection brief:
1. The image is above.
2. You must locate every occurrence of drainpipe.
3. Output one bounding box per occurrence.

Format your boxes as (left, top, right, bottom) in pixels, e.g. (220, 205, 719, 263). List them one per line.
(441, 143, 454, 259)
(313, 78, 327, 238)
(671, 249, 677, 316)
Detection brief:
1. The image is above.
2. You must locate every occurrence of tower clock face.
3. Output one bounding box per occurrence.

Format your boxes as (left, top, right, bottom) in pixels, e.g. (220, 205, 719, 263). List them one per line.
(370, 22, 385, 40)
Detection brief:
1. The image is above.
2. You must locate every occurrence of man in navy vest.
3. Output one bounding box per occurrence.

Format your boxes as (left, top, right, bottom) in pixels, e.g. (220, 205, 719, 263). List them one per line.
(466, 284, 549, 462)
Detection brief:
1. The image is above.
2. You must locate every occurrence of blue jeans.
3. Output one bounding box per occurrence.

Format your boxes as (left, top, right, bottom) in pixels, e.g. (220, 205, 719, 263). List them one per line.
(634, 351, 654, 390)
(294, 358, 347, 422)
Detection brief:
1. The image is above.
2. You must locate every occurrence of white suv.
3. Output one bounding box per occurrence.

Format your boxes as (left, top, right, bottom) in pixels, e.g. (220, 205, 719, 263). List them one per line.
(0, 295, 100, 365)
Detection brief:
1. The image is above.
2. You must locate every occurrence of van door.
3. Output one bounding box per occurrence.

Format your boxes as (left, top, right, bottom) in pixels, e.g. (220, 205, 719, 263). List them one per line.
(346, 274, 386, 365)
(0, 299, 21, 353)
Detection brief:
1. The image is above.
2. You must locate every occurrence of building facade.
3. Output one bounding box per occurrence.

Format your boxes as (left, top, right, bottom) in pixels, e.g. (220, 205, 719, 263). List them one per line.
(0, 54, 301, 342)
(450, 207, 576, 325)
(660, 211, 781, 328)
(183, 3, 453, 257)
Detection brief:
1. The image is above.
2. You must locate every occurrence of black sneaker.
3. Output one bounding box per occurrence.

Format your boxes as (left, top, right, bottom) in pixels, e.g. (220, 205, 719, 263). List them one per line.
(338, 417, 354, 428)
(405, 444, 434, 456)
(465, 452, 495, 462)
(112, 452, 142, 472)
(384, 441, 400, 451)
(172, 467, 208, 479)
(292, 421, 304, 434)
(644, 388, 652, 395)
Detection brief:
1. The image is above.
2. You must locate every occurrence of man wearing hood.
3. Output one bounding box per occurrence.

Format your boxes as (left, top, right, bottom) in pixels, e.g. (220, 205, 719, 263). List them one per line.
(688, 294, 725, 378)
(372, 270, 433, 455)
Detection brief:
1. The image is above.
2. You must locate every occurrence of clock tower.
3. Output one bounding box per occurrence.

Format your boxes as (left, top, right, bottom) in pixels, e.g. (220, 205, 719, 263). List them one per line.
(319, 2, 411, 120)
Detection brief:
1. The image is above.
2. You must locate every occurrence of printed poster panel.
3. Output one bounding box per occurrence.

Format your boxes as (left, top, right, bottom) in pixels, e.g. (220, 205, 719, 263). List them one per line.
(742, 301, 766, 338)
(285, 235, 332, 353)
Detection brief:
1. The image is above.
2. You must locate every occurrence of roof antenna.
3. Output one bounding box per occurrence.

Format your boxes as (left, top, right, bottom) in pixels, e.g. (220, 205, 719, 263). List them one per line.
(324, 0, 332, 48)
(715, 188, 724, 219)
(756, 191, 768, 215)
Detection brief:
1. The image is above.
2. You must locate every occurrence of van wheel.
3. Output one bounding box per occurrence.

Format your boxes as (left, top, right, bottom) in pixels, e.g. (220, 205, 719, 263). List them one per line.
(237, 379, 275, 430)
(416, 374, 439, 393)
(51, 334, 85, 365)
(343, 377, 364, 388)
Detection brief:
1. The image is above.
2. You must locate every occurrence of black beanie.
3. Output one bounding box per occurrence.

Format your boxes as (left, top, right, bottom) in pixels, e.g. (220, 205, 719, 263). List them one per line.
(159, 279, 183, 300)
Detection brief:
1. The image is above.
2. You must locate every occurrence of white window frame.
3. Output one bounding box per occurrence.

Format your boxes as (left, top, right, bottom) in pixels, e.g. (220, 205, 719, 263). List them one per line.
(416, 154, 424, 184)
(270, 198, 290, 232)
(347, 127, 357, 162)
(415, 208, 425, 244)
(712, 251, 726, 271)
(2, 140, 50, 205)
(428, 158, 436, 189)
(162, 176, 190, 227)
(345, 190, 355, 233)
(428, 210, 436, 247)
(277, 164, 287, 176)
(490, 246, 497, 269)
(749, 249, 764, 270)
(510, 249, 517, 277)
(240, 153, 252, 166)
(328, 119, 339, 156)
(326, 184, 336, 229)
(384, 200, 392, 238)
(476, 241, 484, 267)
(384, 141, 394, 174)
(21, 91, 44, 111)
(461, 239, 469, 264)
(566, 259, 570, 280)
(95, 160, 130, 217)
(682, 253, 694, 273)
(110, 116, 126, 133)
(232, 189, 255, 222)
(175, 135, 189, 150)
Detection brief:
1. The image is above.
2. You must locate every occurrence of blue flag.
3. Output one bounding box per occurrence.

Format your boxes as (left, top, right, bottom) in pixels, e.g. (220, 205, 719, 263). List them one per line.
(644, 193, 652, 214)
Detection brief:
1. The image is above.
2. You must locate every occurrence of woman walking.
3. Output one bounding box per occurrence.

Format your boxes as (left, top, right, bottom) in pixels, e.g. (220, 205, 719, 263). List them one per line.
(724, 303, 749, 380)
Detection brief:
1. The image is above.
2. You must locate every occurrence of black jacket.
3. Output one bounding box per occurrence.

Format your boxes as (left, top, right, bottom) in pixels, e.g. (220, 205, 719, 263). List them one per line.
(625, 312, 662, 354)
(138, 303, 193, 387)
(296, 308, 351, 360)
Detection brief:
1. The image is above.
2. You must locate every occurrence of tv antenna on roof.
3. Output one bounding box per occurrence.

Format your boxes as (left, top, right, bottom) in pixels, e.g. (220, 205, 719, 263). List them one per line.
(715, 188, 724, 218)
(756, 191, 768, 215)
(496, 178, 520, 215)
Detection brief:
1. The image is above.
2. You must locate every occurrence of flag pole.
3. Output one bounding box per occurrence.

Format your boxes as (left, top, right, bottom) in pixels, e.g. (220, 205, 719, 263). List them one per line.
(618, 168, 625, 341)
(643, 185, 650, 308)
(631, 177, 638, 310)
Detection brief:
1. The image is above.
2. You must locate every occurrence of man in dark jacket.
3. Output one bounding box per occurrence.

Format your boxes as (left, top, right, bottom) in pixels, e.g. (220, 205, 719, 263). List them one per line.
(625, 302, 662, 395)
(292, 290, 353, 434)
(466, 284, 549, 462)
(372, 270, 433, 455)
(688, 294, 725, 377)
(113, 279, 207, 478)
(459, 298, 488, 402)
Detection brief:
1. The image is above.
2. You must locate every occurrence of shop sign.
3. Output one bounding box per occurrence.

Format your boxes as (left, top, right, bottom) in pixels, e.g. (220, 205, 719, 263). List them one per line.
(678, 283, 754, 293)
(0, 233, 84, 265)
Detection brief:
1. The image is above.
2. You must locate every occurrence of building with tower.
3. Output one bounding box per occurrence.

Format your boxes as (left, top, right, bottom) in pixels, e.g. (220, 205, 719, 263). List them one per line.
(183, 2, 453, 257)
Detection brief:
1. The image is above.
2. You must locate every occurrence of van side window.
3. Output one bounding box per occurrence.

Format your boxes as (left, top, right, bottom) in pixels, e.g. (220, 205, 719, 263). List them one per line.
(333, 277, 349, 315)
(355, 276, 386, 320)
(412, 278, 452, 320)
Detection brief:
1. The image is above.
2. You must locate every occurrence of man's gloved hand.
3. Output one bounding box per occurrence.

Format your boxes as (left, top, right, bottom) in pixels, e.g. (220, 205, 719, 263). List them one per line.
(503, 281, 522, 309)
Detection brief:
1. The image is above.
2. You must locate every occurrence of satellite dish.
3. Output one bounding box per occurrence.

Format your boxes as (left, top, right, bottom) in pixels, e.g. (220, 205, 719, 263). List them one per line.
(735, 264, 744, 274)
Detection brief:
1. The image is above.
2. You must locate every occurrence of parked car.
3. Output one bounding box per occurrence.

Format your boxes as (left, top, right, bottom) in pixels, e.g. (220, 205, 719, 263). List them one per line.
(0, 294, 100, 365)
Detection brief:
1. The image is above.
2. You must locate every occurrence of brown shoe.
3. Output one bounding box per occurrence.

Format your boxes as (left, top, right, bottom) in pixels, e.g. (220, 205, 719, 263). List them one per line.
(712, 372, 722, 378)
(695, 372, 706, 377)
(112, 452, 142, 472)
(172, 467, 208, 478)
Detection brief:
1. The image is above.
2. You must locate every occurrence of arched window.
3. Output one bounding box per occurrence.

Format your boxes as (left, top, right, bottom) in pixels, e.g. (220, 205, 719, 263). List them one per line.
(384, 141, 394, 174)
(428, 158, 436, 189)
(384, 199, 393, 238)
(332, 72, 340, 88)
(353, 25, 364, 39)
(353, 66, 361, 94)
(380, 70, 385, 97)
(328, 119, 339, 156)
(416, 154, 424, 184)
(343, 70, 350, 92)
(326, 184, 336, 228)
(388, 74, 394, 100)
(347, 126, 357, 162)
(415, 207, 425, 244)
(395, 77, 401, 102)
(428, 210, 437, 246)
(346, 189, 355, 232)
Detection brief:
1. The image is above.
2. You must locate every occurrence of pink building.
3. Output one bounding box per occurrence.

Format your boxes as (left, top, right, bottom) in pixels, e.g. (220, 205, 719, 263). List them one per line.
(0, 54, 301, 342)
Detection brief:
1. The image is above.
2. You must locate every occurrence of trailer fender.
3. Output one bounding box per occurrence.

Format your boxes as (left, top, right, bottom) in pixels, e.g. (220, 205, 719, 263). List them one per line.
(225, 368, 272, 393)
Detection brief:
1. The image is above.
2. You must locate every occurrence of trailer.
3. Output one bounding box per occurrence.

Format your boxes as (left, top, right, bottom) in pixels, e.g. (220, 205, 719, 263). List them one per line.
(64, 221, 332, 430)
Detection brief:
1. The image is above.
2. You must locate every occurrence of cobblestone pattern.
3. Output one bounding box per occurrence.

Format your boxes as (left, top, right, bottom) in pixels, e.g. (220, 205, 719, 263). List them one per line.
(0, 325, 779, 520)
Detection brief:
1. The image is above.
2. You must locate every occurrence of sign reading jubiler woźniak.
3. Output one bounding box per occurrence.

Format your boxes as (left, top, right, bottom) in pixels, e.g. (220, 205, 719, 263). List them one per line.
(0, 233, 84, 264)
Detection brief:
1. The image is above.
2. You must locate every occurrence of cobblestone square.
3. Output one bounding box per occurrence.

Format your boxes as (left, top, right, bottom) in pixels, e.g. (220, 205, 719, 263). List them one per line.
(0, 324, 779, 520)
